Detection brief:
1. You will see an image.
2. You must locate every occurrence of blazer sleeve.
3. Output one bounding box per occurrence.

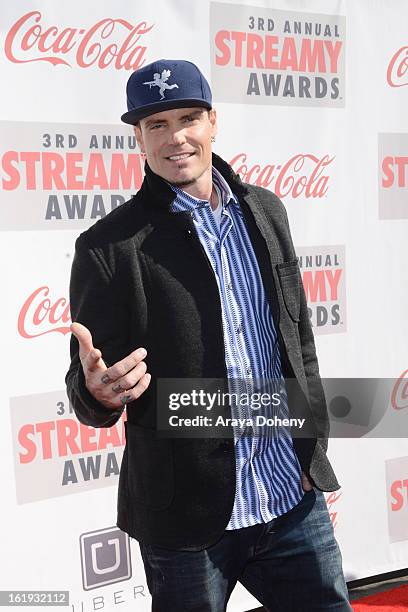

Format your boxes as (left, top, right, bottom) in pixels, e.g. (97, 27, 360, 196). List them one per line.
(65, 232, 125, 429)
(280, 203, 330, 452)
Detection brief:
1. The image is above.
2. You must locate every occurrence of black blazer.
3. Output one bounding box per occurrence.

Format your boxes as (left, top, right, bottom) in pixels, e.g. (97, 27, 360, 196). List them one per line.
(66, 153, 340, 551)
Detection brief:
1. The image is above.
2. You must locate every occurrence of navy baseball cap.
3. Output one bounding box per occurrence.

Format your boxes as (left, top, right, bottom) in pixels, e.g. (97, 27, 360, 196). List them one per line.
(121, 59, 212, 125)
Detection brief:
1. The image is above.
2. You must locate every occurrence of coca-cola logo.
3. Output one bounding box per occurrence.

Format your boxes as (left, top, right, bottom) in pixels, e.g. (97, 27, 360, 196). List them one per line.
(18, 286, 71, 338)
(391, 369, 408, 410)
(230, 153, 333, 198)
(387, 46, 408, 87)
(4, 11, 153, 70)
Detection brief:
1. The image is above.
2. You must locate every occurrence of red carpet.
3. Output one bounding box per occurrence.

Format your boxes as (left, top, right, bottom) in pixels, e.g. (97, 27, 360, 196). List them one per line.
(352, 584, 408, 610)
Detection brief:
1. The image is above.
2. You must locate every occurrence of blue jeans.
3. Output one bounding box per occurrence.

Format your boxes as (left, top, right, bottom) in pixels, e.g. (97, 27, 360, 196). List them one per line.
(139, 488, 352, 611)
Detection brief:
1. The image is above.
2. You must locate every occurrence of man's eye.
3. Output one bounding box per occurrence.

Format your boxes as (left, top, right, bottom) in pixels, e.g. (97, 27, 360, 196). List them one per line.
(184, 117, 197, 123)
(150, 124, 163, 130)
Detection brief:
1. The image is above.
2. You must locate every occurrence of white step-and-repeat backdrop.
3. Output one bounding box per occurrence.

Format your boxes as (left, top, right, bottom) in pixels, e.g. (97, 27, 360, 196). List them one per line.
(1, 1, 407, 610)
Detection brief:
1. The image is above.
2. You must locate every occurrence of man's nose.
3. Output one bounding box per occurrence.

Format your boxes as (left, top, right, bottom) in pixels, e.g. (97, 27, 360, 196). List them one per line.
(168, 128, 187, 146)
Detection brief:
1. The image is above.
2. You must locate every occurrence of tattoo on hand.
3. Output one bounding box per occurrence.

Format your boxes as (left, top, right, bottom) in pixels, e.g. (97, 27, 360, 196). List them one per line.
(101, 374, 112, 384)
(121, 395, 132, 406)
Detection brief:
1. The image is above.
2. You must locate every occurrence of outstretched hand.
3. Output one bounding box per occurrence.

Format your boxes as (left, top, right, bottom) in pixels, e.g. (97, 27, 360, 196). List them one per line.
(70, 322, 151, 409)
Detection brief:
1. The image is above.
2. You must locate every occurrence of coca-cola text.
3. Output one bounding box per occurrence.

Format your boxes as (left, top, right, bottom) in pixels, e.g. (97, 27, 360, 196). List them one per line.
(5, 11, 153, 70)
(230, 152, 333, 198)
(18, 286, 71, 338)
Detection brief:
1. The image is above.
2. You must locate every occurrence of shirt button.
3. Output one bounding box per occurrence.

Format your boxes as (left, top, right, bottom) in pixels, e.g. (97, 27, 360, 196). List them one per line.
(237, 324, 242, 334)
(227, 282, 233, 290)
(246, 366, 252, 375)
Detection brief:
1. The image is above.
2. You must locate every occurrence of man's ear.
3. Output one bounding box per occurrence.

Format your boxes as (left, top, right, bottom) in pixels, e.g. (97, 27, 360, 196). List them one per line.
(209, 108, 217, 139)
(133, 124, 145, 154)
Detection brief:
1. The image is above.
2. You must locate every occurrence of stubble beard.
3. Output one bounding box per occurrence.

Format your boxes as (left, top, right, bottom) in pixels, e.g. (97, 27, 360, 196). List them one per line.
(171, 178, 196, 187)
(169, 167, 199, 188)
(168, 161, 210, 189)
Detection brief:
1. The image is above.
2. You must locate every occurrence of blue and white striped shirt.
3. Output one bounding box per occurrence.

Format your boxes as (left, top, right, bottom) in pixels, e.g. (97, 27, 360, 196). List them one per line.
(170, 167, 304, 529)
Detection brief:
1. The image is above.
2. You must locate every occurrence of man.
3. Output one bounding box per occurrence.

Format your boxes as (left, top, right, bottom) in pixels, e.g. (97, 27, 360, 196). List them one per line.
(66, 59, 352, 611)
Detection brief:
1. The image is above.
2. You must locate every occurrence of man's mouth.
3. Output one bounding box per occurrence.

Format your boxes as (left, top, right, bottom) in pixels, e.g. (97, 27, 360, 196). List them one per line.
(166, 152, 195, 161)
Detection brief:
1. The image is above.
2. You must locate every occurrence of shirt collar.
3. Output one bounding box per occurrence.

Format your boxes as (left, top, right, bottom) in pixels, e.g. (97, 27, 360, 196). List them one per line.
(168, 166, 239, 214)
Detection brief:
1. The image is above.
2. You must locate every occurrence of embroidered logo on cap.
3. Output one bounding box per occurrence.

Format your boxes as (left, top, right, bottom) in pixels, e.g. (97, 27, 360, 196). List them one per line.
(143, 69, 179, 100)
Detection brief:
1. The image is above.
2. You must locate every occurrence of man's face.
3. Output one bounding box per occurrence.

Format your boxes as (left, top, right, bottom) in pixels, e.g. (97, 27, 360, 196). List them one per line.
(134, 106, 217, 187)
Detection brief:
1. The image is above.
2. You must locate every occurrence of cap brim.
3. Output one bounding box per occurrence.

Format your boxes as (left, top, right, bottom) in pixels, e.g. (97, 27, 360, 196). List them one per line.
(121, 98, 212, 125)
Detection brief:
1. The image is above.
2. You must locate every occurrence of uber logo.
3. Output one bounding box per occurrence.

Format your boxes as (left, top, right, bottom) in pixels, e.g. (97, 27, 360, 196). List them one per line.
(80, 526, 132, 590)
